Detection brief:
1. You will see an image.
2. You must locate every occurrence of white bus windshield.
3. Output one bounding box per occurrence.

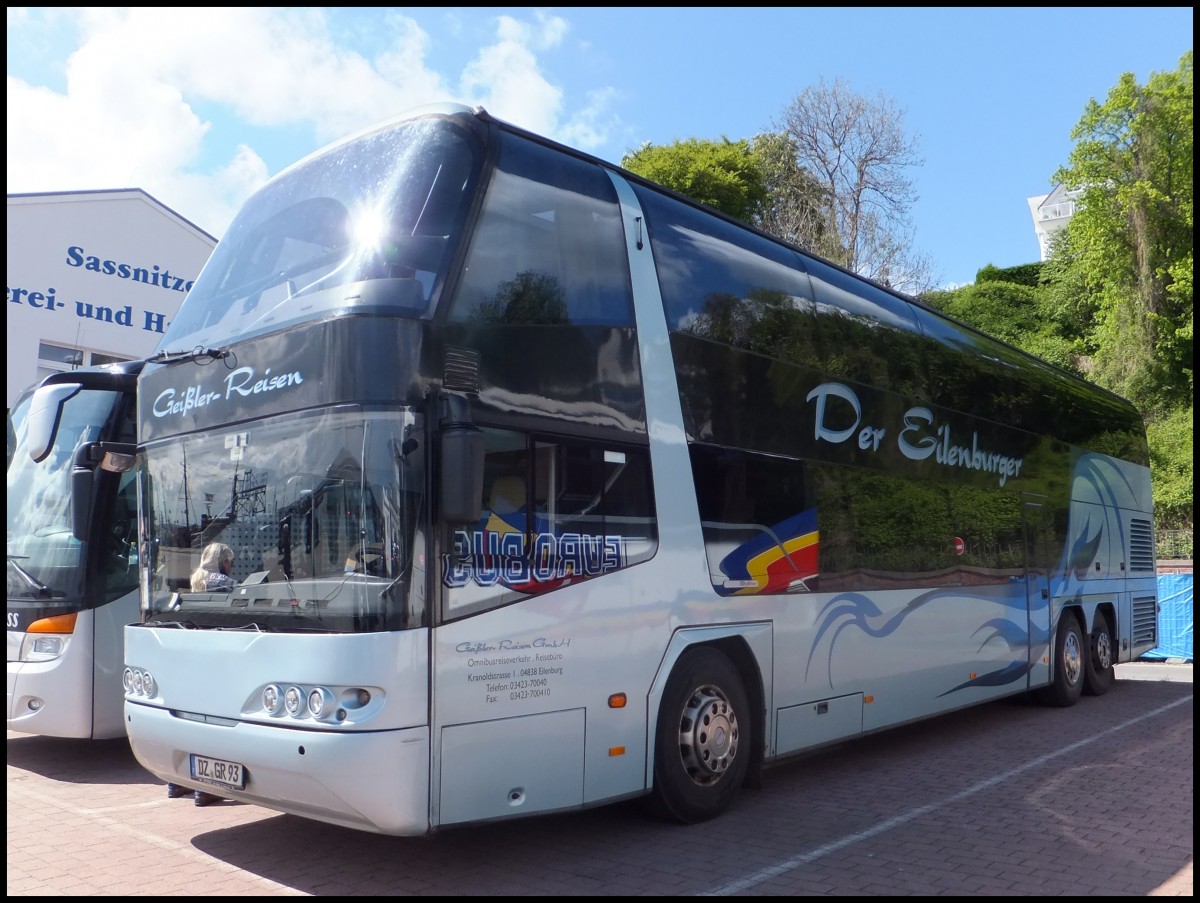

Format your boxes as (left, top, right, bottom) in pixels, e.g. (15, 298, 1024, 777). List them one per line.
(140, 408, 426, 633)
(7, 389, 121, 602)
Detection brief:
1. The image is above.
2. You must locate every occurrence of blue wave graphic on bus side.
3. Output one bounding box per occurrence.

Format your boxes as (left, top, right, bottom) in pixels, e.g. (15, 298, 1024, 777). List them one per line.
(942, 660, 1034, 693)
(805, 587, 1033, 691)
(1049, 452, 1139, 596)
(1067, 519, 1105, 580)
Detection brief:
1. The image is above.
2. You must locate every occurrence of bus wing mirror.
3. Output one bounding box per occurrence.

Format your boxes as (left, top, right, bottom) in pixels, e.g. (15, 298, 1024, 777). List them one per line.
(440, 423, 484, 525)
(26, 383, 82, 463)
(70, 450, 94, 542)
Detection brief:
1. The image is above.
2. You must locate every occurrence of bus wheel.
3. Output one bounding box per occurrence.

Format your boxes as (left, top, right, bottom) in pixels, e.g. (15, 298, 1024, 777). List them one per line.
(1037, 611, 1085, 708)
(646, 646, 750, 824)
(1083, 609, 1115, 697)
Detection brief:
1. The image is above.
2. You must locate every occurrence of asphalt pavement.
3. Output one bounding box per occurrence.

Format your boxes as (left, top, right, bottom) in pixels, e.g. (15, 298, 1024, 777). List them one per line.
(7, 659, 1192, 896)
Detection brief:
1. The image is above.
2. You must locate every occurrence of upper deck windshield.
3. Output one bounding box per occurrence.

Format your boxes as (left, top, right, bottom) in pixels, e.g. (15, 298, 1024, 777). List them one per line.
(161, 113, 482, 352)
(7, 388, 126, 605)
(139, 407, 426, 634)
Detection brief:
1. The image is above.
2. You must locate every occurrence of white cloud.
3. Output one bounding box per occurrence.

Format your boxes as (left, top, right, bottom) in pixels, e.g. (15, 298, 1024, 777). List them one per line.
(7, 8, 621, 238)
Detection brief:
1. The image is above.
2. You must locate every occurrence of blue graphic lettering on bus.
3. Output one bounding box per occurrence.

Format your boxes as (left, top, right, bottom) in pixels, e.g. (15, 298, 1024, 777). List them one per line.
(442, 506, 625, 593)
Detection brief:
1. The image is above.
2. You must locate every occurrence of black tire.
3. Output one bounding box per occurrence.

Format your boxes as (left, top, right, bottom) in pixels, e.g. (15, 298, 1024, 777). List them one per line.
(1083, 609, 1116, 697)
(645, 646, 750, 824)
(1036, 611, 1086, 708)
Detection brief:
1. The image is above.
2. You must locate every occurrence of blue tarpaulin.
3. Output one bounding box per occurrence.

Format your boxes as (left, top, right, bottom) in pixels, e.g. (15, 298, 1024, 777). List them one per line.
(1141, 573, 1194, 661)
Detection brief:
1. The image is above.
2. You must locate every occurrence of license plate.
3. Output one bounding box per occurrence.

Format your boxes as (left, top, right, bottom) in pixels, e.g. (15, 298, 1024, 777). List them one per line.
(189, 753, 246, 790)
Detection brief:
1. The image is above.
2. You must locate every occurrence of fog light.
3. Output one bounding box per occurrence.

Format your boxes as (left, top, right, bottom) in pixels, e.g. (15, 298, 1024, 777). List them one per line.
(307, 687, 335, 720)
(284, 685, 303, 716)
(263, 684, 282, 715)
(123, 668, 135, 693)
(28, 698, 43, 711)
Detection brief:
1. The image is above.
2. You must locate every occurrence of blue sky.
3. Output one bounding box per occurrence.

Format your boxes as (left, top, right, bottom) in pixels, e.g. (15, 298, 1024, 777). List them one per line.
(6, 7, 1193, 289)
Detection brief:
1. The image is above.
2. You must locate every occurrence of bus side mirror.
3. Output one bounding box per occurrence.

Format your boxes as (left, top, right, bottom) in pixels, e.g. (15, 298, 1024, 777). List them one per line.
(26, 383, 82, 463)
(70, 446, 95, 542)
(440, 423, 484, 525)
(69, 442, 138, 541)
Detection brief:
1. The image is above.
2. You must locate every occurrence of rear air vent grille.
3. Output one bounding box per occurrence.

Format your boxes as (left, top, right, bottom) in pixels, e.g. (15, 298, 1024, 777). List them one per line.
(1128, 519, 1155, 571)
(1131, 595, 1158, 648)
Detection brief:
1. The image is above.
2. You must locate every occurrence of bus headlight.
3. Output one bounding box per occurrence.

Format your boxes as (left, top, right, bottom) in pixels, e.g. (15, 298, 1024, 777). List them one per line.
(307, 687, 336, 720)
(250, 682, 376, 723)
(21, 612, 77, 662)
(283, 685, 304, 716)
(122, 667, 157, 698)
(20, 634, 67, 662)
(263, 684, 282, 715)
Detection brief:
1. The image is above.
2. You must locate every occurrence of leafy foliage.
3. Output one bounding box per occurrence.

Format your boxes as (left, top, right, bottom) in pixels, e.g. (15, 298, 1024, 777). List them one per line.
(1145, 406, 1194, 532)
(975, 262, 1044, 288)
(920, 280, 1078, 371)
(747, 131, 835, 257)
(621, 138, 766, 223)
(1049, 51, 1193, 415)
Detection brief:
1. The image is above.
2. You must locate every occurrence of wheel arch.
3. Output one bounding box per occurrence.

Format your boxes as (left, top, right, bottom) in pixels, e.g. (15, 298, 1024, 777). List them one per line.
(1063, 597, 1119, 649)
(643, 624, 771, 793)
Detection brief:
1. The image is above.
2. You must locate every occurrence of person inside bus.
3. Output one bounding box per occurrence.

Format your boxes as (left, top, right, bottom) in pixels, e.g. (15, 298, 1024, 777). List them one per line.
(189, 542, 236, 592)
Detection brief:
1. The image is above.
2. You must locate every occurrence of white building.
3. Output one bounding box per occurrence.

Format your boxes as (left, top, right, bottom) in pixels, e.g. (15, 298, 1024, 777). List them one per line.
(7, 189, 217, 409)
(1026, 183, 1082, 261)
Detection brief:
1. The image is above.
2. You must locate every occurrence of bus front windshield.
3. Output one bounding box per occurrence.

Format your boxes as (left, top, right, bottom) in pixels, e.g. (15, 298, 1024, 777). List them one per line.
(160, 114, 481, 352)
(140, 408, 426, 634)
(8, 389, 122, 604)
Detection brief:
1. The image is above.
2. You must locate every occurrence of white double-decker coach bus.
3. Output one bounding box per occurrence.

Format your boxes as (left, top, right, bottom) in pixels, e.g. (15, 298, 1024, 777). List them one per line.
(122, 103, 1159, 835)
(8, 362, 142, 739)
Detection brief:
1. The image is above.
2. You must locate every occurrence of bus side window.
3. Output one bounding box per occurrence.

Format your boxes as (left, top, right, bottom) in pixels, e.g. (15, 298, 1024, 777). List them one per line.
(443, 428, 657, 620)
(446, 132, 632, 327)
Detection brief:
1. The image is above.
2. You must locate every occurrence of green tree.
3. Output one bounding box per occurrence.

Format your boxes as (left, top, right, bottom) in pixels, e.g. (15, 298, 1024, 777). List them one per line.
(746, 131, 835, 258)
(1046, 51, 1193, 414)
(621, 137, 766, 223)
(1145, 406, 1194, 533)
(921, 279, 1078, 372)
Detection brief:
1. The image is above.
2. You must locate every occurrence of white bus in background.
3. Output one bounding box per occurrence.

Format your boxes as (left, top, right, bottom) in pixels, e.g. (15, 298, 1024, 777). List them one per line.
(8, 362, 142, 739)
(120, 104, 1158, 835)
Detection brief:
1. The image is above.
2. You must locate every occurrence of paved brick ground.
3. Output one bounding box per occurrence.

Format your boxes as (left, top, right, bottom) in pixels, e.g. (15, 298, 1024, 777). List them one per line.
(8, 664, 1191, 896)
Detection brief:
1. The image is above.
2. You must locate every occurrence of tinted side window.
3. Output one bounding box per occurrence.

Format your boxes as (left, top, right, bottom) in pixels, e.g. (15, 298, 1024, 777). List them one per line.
(449, 134, 633, 326)
(634, 187, 820, 358)
(800, 255, 927, 397)
(690, 444, 818, 596)
(689, 444, 1025, 596)
(810, 462, 1024, 592)
(442, 427, 657, 619)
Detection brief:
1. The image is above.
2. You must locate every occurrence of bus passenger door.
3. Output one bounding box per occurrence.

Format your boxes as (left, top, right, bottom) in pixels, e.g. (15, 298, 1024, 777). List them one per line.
(1021, 500, 1055, 689)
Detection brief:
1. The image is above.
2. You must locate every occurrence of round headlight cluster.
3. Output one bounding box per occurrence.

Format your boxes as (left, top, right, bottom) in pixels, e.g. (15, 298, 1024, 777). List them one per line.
(259, 683, 368, 723)
(307, 687, 335, 720)
(123, 667, 157, 698)
(283, 685, 304, 716)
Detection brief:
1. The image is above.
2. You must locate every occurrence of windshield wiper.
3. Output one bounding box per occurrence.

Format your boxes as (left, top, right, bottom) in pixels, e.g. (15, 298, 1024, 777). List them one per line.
(7, 556, 56, 599)
(146, 619, 199, 629)
(148, 346, 233, 366)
